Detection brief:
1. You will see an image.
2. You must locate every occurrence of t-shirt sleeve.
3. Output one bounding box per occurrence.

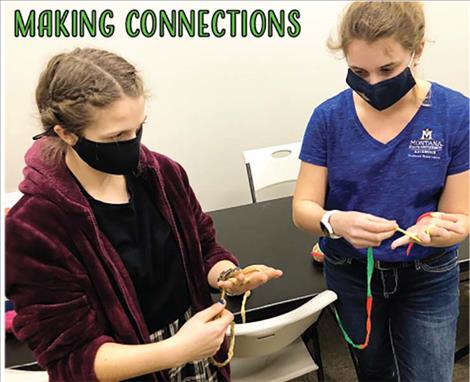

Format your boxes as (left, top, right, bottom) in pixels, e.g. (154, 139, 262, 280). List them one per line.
(447, 116, 469, 176)
(299, 107, 327, 167)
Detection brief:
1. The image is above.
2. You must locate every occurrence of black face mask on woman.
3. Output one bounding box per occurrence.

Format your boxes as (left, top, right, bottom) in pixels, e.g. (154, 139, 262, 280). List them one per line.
(72, 127, 143, 175)
(346, 53, 416, 111)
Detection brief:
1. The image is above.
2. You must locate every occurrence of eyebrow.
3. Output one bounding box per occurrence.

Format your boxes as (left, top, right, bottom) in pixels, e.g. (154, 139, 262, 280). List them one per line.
(105, 115, 147, 138)
(350, 62, 398, 71)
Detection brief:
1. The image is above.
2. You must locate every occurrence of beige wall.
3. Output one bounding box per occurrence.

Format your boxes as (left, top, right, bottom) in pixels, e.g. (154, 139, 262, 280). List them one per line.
(3, 1, 469, 211)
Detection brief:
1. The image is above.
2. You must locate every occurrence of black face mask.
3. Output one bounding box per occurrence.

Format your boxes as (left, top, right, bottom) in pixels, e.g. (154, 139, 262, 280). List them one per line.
(346, 59, 416, 111)
(72, 127, 143, 175)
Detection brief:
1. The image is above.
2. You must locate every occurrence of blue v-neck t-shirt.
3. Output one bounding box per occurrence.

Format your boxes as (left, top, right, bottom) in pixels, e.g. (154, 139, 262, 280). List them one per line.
(300, 82, 469, 262)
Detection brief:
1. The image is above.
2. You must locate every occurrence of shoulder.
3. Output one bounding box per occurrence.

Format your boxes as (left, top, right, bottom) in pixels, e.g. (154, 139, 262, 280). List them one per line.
(313, 89, 351, 116)
(430, 82, 469, 116)
(307, 89, 352, 128)
(428, 83, 469, 147)
(6, 195, 75, 242)
(7, 194, 66, 224)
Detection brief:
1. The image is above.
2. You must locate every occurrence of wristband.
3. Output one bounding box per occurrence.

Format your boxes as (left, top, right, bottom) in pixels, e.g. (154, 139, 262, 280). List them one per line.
(417, 212, 434, 222)
(217, 266, 244, 297)
(217, 266, 241, 282)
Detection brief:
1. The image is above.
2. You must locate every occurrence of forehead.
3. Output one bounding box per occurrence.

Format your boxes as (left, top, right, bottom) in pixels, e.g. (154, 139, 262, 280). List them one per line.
(88, 95, 146, 132)
(346, 37, 409, 68)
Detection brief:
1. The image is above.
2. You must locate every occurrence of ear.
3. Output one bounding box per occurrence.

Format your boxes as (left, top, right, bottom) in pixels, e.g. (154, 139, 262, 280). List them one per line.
(53, 125, 78, 146)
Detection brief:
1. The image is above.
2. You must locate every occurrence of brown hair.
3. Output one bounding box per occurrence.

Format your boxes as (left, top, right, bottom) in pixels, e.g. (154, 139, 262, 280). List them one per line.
(327, 1, 425, 56)
(35, 48, 145, 162)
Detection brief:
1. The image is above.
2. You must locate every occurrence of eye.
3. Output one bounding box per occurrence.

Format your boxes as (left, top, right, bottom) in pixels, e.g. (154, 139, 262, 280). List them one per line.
(380, 68, 392, 73)
(353, 70, 367, 78)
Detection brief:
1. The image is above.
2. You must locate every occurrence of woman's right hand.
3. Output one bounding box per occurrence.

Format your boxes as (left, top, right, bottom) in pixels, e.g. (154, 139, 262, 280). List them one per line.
(330, 211, 398, 248)
(173, 301, 234, 363)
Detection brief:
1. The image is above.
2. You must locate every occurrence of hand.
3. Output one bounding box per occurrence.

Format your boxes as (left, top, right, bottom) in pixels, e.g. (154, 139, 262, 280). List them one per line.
(174, 302, 234, 362)
(330, 211, 398, 249)
(390, 212, 465, 249)
(217, 264, 283, 296)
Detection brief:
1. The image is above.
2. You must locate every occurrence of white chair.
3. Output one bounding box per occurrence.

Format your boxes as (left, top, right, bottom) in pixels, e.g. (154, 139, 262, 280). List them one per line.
(230, 290, 337, 382)
(5, 369, 48, 382)
(243, 142, 301, 203)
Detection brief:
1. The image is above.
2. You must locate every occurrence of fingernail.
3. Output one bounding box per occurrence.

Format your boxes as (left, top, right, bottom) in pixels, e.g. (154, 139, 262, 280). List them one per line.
(218, 298, 226, 305)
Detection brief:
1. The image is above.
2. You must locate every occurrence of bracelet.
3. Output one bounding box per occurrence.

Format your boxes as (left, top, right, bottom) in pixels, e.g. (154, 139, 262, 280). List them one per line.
(217, 267, 241, 282)
(417, 212, 434, 222)
(217, 266, 243, 297)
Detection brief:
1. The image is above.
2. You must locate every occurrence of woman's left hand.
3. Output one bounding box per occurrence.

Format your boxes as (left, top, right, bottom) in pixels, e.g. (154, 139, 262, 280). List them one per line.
(390, 212, 465, 249)
(217, 264, 283, 296)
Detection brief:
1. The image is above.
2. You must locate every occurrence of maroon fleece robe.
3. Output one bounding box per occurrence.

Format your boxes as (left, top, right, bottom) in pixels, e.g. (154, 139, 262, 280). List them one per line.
(6, 138, 238, 381)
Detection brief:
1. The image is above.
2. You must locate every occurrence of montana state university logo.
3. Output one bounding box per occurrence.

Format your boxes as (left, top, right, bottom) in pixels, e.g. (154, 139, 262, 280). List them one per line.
(420, 128, 433, 140)
(408, 128, 444, 160)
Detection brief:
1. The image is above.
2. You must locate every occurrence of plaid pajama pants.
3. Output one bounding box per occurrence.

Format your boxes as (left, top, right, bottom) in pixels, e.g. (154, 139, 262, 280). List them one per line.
(149, 307, 220, 382)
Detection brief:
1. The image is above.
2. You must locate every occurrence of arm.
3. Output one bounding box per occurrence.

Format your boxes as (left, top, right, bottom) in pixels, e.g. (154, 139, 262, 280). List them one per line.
(292, 161, 328, 236)
(6, 200, 114, 382)
(94, 340, 187, 382)
(94, 302, 233, 382)
(391, 171, 469, 249)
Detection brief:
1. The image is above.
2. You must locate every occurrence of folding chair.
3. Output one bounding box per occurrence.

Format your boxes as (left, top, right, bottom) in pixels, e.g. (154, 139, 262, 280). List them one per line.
(230, 290, 337, 382)
(243, 142, 301, 203)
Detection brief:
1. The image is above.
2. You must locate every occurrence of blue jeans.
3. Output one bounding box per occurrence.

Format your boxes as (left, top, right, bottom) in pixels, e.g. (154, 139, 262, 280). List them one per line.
(324, 250, 460, 382)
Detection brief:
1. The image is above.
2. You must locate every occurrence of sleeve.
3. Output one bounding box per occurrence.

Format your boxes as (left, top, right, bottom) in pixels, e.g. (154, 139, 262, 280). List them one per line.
(5, 199, 115, 382)
(176, 164, 240, 274)
(447, 115, 469, 176)
(299, 107, 328, 167)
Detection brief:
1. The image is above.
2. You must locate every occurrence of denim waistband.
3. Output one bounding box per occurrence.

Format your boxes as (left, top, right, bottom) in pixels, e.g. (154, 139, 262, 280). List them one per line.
(352, 250, 454, 271)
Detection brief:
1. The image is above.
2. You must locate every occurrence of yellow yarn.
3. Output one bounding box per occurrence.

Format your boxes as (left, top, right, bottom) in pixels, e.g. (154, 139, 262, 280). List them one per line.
(209, 267, 261, 367)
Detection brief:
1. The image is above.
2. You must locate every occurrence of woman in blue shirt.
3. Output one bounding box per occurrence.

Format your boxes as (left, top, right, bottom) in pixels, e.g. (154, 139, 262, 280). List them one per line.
(293, 2, 469, 381)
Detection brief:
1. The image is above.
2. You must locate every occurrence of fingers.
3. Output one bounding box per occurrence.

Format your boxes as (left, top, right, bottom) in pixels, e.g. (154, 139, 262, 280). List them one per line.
(430, 212, 459, 223)
(390, 215, 463, 249)
(217, 308, 234, 327)
(363, 216, 398, 233)
(264, 268, 283, 279)
(426, 224, 451, 239)
(365, 214, 395, 223)
(348, 228, 397, 248)
(217, 267, 283, 291)
(427, 218, 465, 235)
(390, 235, 410, 250)
(196, 301, 227, 322)
(209, 309, 234, 336)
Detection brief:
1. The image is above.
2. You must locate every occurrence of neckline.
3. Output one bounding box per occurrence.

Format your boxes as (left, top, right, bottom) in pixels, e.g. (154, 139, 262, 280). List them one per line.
(347, 82, 433, 148)
(69, 169, 133, 207)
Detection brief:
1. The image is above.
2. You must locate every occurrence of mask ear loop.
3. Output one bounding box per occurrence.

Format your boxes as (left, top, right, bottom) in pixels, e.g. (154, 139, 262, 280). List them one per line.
(408, 51, 416, 69)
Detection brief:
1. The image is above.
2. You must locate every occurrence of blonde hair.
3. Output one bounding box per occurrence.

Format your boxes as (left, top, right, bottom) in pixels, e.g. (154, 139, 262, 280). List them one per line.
(327, 1, 425, 55)
(35, 48, 145, 162)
